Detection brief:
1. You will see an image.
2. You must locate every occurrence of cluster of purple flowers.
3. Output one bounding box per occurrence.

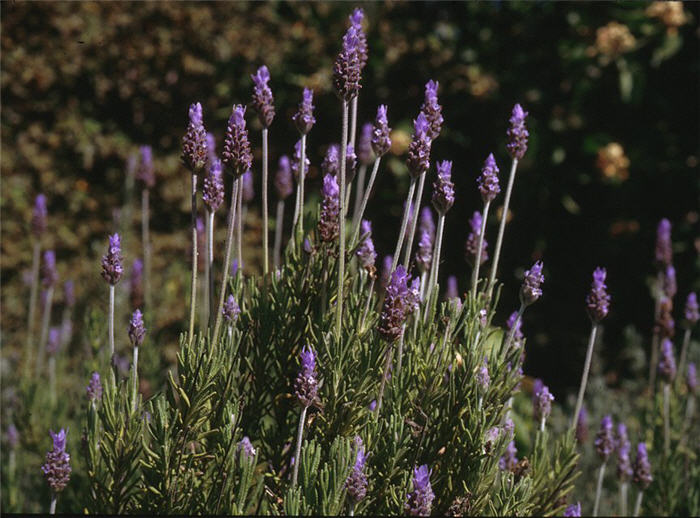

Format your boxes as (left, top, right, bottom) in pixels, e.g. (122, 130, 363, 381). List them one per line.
(464, 212, 488, 266)
(318, 174, 340, 242)
(378, 266, 419, 342)
(222, 105, 253, 177)
(586, 267, 611, 323)
(251, 65, 275, 128)
(356, 220, 377, 271)
(294, 345, 319, 408)
(345, 436, 368, 503)
(404, 465, 434, 516)
(181, 102, 208, 174)
(41, 429, 71, 493)
(101, 234, 123, 286)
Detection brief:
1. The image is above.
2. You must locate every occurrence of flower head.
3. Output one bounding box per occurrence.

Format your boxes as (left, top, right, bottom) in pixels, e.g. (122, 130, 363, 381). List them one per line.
(658, 338, 676, 382)
(333, 25, 362, 100)
(357, 122, 374, 166)
(378, 266, 420, 342)
(477, 153, 501, 203)
(476, 358, 490, 390)
(586, 267, 611, 322)
(41, 429, 71, 493)
(432, 160, 455, 214)
(407, 112, 432, 178)
(223, 295, 241, 323)
(222, 104, 252, 177)
(295, 345, 319, 408)
(42, 250, 58, 287)
(86, 372, 102, 402)
(357, 220, 377, 271)
(318, 174, 341, 242)
(349, 8, 368, 69)
(662, 265, 676, 299)
(506, 104, 529, 160)
(684, 292, 699, 327)
(206, 132, 217, 165)
(575, 406, 588, 444)
(380, 255, 393, 289)
(32, 194, 48, 237)
(203, 158, 225, 212)
(421, 80, 443, 141)
(137, 145, 155, 188)
(465, 211, 488, 266)
(293, 88, 316, 135)
(595, 415, 615, 461)
(346, 436, 368, 503)
(274, 155, 294, 200)
(533, 382, 554, 422)
(564, 502, 582, 517)
(101, 234, 123, 285)
(251, 65, 275, 128)
(654, 218, 672, 269)
(237, 436, 257, 461)
(372, 105, 392, 157)
(291, 139, 310, 180)
(405, 465, 434, 516)
(616, 423, 633, 481)
(182, 102, 208, 174)
(633, 442, 652, 489)
(415, 230, 433, 274)
(520, 261, 544, 307)
(128, 309, 146, 347)
(47, 327, 61, 356)
(499, 441, 518, 472)
(242, 170, 254, 203)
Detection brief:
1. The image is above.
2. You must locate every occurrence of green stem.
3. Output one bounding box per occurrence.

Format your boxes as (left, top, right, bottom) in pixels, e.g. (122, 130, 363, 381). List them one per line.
(292, 406, 308, 488)
(471, 200, 491, 300)
(49, 493, 57, 515)
(633, 490, 643, 517)
(487, 158, 518, 300)
(212, 177, 239, 342)
(663, 382, 670, 457)
(620, 481, 628, 517)
(424, 213, 446, 318)
(297, 135, 307, 245)
(593, 460, 606, 516)
(273, 200, 284, 271)
(350, 157, 381, 248)
(131, 345, 140, 412)
(262, 128, 269, 275)
(402, 171, 426, 268)
(142, 188, 152, 314)
(236, 176, 243, 270)
(188, 174, 199, 345)
(25, 241, 41, 377)
(572, 323, 599, 431)
(36, 285, 54, 376)
(392, 178, 417, 272)
(335, 101, 349, 339)
(352, 164, 367, 228)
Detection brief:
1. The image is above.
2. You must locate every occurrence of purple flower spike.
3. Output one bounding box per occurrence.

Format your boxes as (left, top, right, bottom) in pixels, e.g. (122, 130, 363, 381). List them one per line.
(47, 327, 61, 356)
(101, 234, 123, 286)
(222, 104, 252, 177)
(237, 436, 257, 461)
(586, 267, 611, 323)
(633, 443, 652, 490)
(7, 424, 19, 449)
(32, 194, 48, 238)
(333, 24, 362, 100)
(182, 102, 208, 174)
(432, 160, 455, 214)
(380, 255, 393, 289)
(128, 309, 146, 348)
(64, 280, 75, 308)
(318, 174, 340, 243)
(685, 292, 699, 327)
(322, 144, 341, 177)
(687, 363, 697, 394)
(421, 80, 443, 141)
(662, 265, 676, 299)
(295, 345, 319, 408)
(575, 406, 588, 444)
(349, 8, 368, 69)
(42, 250, 58, 287)
(476, 358, 490, 390)
(345, 144, 358, 182)
(358, 122, 374, 166)
(499, 441, 518, 471)
(507, 310, 524, 348)
(658, 338, 676, 382)
(206, 132, 217, 165)
(251, 65, 275, 128)
(564, 502, 582, 517)
(465, 211, 488, 266)
(477, 153, 501, 203)
(506, 104, 529, 160)
(291, 139, 310, 180)
(86, 372, 103, 402)
(203, 158, 225, 213)
(405, 465, 434, 516)
(223, 294, 241, 323)
(41, 429, 71, 493)
(379, 265, 420, 342)
(419, 207, 435, 239)
(407, 112, 432, 178)
(242, 170, 254, 203)
(520, 261, 544, 307)
(415, 230, 433, 274)
(594, 415, 615, 461)
(346, 436, 368, 503)
(137, 145, 155, 188)
(274, 155, 294, 200)
(533, 383, 554, 422)
(654, 218, 672, 269)
(293, 88, 316, 135)
(372, 105, 392, 157)
(616, 423, 632, 481)
(357, 220, 377, 271)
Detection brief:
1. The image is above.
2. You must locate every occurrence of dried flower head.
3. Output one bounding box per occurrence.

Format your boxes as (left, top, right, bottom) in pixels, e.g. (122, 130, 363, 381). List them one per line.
(586, 267, 611, 322)
(432, 160, 455, 215)
(596, 142, 630, 182)
(32, 194, 48, 238)
(646, 1, 688, 34)
(407, 112, 432, 178)
(405, 465, 434, 516)
(222, 104, 252, 177)
(41, 429, 71, 493)
(251, 65, 275, 128)
(101, 234, 123, 286)
(372, 105, 392, 157)
(421, 80, 443, 141)
(595, 415, 615, 461)
(595, 21, 636, 58)
(293, 88, 316, 135)
(520, 261, 544, 307)
(182, 102, 208, 174)
(506, 104, 529, 160)
(86, 372, 103, 402)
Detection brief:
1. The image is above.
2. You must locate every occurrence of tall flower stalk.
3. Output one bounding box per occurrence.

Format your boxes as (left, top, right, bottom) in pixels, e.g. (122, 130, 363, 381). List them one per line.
(292, 346, 319, 487)
(572, 267, 611, 430)
(292, 88, 316, 242)
(352, 123, 374, 223)
(251, 65, 275, 275)
(347, 8, 367, 150)
(677, 292, 698, 386)
(649, 218, 672, 392)
(101, 234, 123, 364)
(26, 193, 47, 376)
(658, 338, 676, 457)
(425, 160, 454, 306)
(273, 155, 293, 270)
(593, 415, 614, 516)
(472, 153, 500, 299)
(632, 443, 652, 516)
(616, 423, 633, 516)
(487, 104, 528, 300)
(128, 309, 145, 412)
(41, 429, 71, 514)
(137, 146, 155, 314)
(37, 250, 58, 376)
(203, 157, 224, 325)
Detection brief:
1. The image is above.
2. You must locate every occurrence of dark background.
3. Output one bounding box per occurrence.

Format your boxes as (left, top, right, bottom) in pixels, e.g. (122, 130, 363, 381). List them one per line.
(2, 1, 699, 399)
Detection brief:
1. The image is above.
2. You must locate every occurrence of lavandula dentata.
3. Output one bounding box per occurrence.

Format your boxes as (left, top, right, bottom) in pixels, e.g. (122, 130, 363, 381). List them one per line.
(37, 249, 58, 376)
(564, 502, 582, 517)
(487, 104, 529, 299)
(273, 155, 293, 270)
(181, 102, 208, 344)
(616, 423, 633, 516)
(348, 8, 368, 150)
(291, 88, 315, 240)
(472, 153, 500, 298)
(405, 465, 434, 516)
(251, 65, 275, 275)
(345, 436, 368, 515)
(572, 267, 611, 430)
(503, 261, 544, 355)
(214, 104, 252, 341)
(632, 443, 652, 516)
(425, 160, 454, 306)
(465, 210, 488, 273)
(101, 234, 123, 363)
(222, 294, 240, 341)
(533, 382, 554, 432)
(292, 346, 319, 487)
(203, 157, 224, 325)
(593, 415, 615, 516)
(137, 145, 155, 313)
(658, 338, 676, 456)
(41, 429, 71, 514)
(318, 174, 341, 243)
(649, 218, 672, 391)
(128, 309, 145, 411)
(26, 193, 47, 375)
(352, 122, 374, 224)
(677, 292, 698, 387)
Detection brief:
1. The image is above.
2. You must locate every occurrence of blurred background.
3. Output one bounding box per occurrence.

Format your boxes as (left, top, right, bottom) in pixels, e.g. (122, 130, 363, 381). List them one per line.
(2, 1, 699, 401)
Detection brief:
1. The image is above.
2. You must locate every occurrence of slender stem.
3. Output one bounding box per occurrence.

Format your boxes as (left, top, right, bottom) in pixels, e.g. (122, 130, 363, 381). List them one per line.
(292, 406, 308, 488)
(397, 330, 405, 375)
(376, 343, 393, 415)
(402, 171, 426, 268)
(360, 277, 375, 332)
(663, 382, 671, 457)
(539, 416, 545, 433)
(593, 460, 607, 516)
(142, 188, 152, 313)
(425, 214, 446, 315)
(273, 200, 284, 271)
(207, 211, 215, 328)
(236, 177, 243, 271)
(212, 178, 239, 341)
(392, 178, 417, 272)
(352, 164, 367, 227)
(49, 493, 57, 515)
(204, 211, 212, 327)
(262, 128, 269, 275)
(633, 490, 643, 517)
(25, 241, 41, 375)
(108, 285, 114, 359)
(501, 304, 525, 361)
(487, 159, 518, 300)
(297, 135, 307, 244)
(293, 174, 301, 226)
(350, 95, 358, 149)
(36, 286, 54, 376)
(620, 481, 628, 517)
(349, 501, 355, 517)
(350, 157, 381, 247)
(419, 270, 428, 301)
(572, 323, 599, 430)
(49, 356, 56, 407)
(680, 395, 694, 448)
(471, 200, 491, 300)
(648, 272, 663, 393)
(131, 345, 140, 412)
(335, 101, 349, 339)
(677, 328, 691, 386)
(188, 174, 199, 345)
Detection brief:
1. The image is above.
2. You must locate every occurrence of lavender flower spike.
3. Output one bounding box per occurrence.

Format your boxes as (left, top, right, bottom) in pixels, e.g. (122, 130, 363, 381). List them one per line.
(294, 345, 319, 408)
(477, 153, 501, 203)
(181, 102, 208, 174)
(595, 415, 615, 461)
(251, 65, 275, 128)
(405, 465, 434, 516)
(349, 8, 368, 69)
(476, 358, 490, 390)
(101, 234, 123, 286)
(658, 338, 676, 382)
(128, 309, 146, 348)
(431, 160, 455, 215)
(292, 88, 316, 135)
(654, 218, 672, 269)
(222, 104, 252, 177)
(203, 158, 224, 213)
(499, 441, 518, 472)
(292, 139, 310, 180)
(223, 294, 241, 323)
(318, 174, 340, 243)
(533, 383, 554, 424)
(274, 155, 294, 200)
(137, 145, 155, 188)
(662, 265, 676, 299)
(42, 250, 58, 287)
(685, 292, 699, 326)
(407, 112, 432, 178)
(358, 122, 374, 166)
(421, 80, 443, 141)
(380, 255, 393, 289)
(415, 230, 433, 274)
(86, 372, 103, 402)
(520, 261, 544, 307)
(356, 220, 377, 271)
(586, 267, 611, 322)
(616, 423, 633, 481)
(465, 212, 488, 266)
(575, 406, 588, 444)
(41, 429, 71, 493)
(345, 436, 368, 503)
(32, 194, 48, 237)
(333, 24, 362, 100)
(242, 170, 254, 203)
(372, 105, 392, 157)
(506, 104, 529, 160)
(322, 144, 341, 177)
(687, 363, 697, 394)
(633, 443, 652, 489)
(237, 436, 257, 461)
(378, 265, 419, 342)
(564, 502, 582, 517)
